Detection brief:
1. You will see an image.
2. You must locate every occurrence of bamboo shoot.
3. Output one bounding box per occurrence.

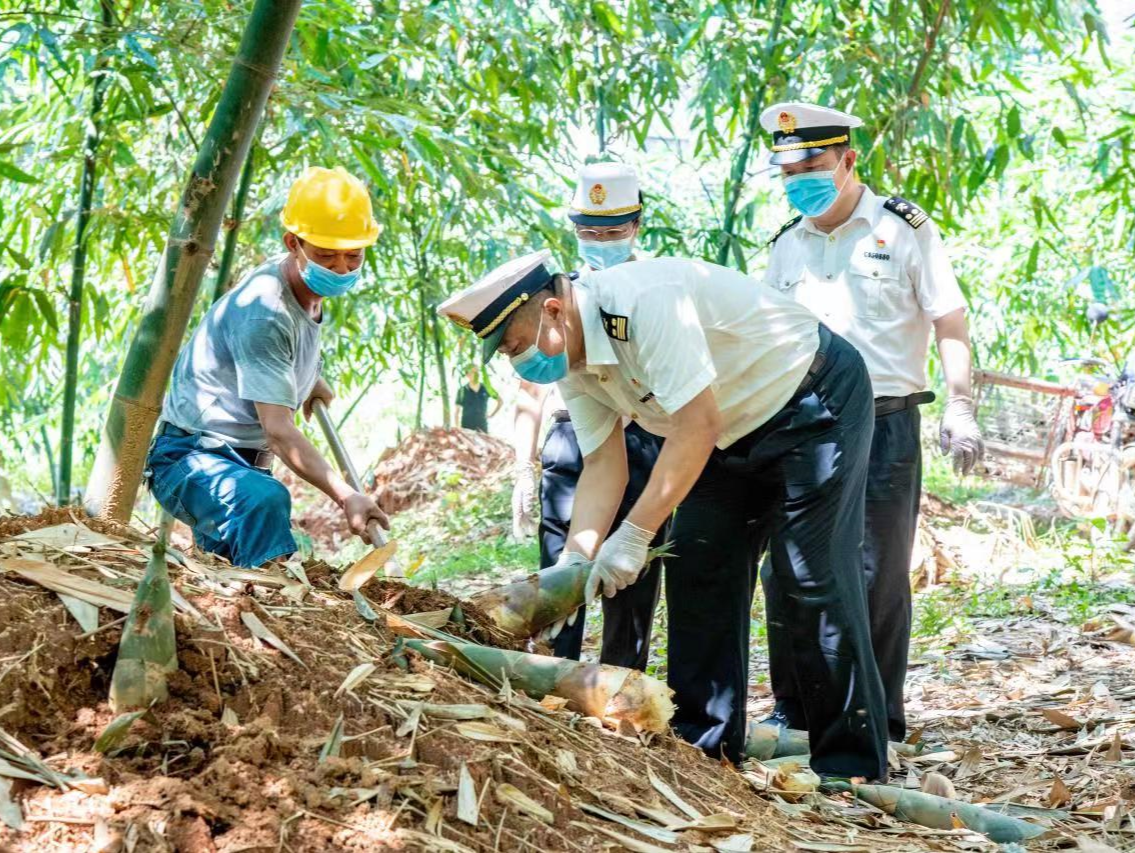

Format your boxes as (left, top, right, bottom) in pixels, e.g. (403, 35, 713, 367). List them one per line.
(404, 638, 673, 733)
(109, 518, 177, 711)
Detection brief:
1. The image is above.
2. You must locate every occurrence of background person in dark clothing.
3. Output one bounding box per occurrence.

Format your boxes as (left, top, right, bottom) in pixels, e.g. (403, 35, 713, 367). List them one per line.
(454, 365, 500, 432)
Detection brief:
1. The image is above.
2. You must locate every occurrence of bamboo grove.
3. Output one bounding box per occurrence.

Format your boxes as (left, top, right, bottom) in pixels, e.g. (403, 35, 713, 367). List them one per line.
(0, 0, 1132, 508)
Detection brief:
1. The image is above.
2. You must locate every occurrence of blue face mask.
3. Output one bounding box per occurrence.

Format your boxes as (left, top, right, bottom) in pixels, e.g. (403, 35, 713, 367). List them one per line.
(579, 236, 633, 270)
(783, 169, 840, 218)
(510, 311, 568, 384)
(300, 247, 362, 297)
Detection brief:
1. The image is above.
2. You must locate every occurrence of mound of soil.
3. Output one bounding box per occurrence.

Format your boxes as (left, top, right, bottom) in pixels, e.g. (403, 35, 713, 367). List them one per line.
(0, 513, 785, 852)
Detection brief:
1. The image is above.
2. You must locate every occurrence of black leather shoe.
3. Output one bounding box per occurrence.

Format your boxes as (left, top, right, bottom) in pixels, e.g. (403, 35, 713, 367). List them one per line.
(757, 709, 796, 730)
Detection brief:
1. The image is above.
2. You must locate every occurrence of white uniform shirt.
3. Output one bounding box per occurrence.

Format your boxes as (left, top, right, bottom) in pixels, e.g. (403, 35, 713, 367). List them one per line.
(557, 258, 820, 456)
(763, 186, 966, 397)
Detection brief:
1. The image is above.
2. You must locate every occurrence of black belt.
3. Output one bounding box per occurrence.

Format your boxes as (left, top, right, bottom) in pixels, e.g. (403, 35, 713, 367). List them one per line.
(156, 422, 274, 469)
(551, 410, 571, 423)
(874, 391, 935, 418)
(795, 325, 833, 396)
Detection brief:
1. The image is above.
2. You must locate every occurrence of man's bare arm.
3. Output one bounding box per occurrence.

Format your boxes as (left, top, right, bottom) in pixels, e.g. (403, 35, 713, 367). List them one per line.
(564, 423, 629, 558)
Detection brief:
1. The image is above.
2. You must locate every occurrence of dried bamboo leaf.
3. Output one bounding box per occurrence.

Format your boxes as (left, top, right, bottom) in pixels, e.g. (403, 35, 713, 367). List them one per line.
(456, 762, 478, 826)
(668, 813, 739, 832)
(338, 541, 398, 591)
(221, 707, 239, 727)
(453, 721, 520, 743)
(319, 714, 344, 762)
(9, 522, 119, 549)
(396, 702, 491, 721)
(402, 608, 454, 630)
(713, 834, 754, 853)
(1048, 775, 1071, 808)
(354, 590, 379, 622)
(424, 797, 443, 835)
(0, 777, 22, 830)
(577, 802, 680, 843)
(1041, 708, 1083, 730)
(772, 762, 820, 802)
(335, 663, 377, 698)
(1104, 731, 1123, 762)
(1, 557, 134, 612)
(495, 783, 553, 823)
(396, 703, 423, 738)
(647, 766, 702, 819)
(58, 593, 99, 633)
(95, 709, 148, 754)
(241, 611, 306, 668)
(575, 820, 674, 853)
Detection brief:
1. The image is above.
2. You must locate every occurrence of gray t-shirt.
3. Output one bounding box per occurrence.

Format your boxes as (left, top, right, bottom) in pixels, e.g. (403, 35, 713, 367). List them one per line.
(161, 255, 322, 448)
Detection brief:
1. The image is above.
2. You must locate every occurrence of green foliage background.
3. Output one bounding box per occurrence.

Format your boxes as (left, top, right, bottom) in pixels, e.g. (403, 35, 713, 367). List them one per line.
(0, 0, 1132, 501)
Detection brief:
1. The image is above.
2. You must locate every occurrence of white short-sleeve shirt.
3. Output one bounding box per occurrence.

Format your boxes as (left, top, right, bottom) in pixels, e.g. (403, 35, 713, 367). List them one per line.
(557, 258, 820, 456)
(763, 186, 966, 397)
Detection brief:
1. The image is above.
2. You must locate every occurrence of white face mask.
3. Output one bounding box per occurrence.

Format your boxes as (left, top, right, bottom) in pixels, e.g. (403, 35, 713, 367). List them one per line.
(579, 236, 634, 270)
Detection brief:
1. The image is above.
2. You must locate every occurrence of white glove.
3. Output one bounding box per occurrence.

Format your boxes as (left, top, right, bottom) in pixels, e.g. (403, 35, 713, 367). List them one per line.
(510, 461, 539, 541)
(585, 520, 654, 604)
(939, 395, 984, 475)
(536, 552, 588, 641)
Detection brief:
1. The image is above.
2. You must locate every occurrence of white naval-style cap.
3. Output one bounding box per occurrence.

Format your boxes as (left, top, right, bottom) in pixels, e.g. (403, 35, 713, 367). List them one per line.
(437, 250, 557, 362)
(759, 102, 864, 165)
(569, 162, 642, 226)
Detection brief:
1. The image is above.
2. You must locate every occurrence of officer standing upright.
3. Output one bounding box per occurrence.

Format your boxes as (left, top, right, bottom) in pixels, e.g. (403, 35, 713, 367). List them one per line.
(757, 103, 985, 741)
(512, 162, 668, 671)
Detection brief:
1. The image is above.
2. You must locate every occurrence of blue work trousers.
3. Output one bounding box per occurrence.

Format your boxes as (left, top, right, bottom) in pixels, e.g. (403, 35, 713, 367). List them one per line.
(145, 430, 297, 568)
(666, 327, 888, 779)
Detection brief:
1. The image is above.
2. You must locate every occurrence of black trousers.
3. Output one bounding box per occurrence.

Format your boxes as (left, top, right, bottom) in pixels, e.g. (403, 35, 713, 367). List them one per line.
(667, 330, 888, 779)
(763, 406, 922, 742)
(539, 419, 667, 671)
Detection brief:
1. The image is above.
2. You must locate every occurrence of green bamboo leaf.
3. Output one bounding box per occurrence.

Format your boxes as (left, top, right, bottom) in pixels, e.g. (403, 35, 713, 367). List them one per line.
(0, 161, 39, 184)
(94, 709, 149, 753)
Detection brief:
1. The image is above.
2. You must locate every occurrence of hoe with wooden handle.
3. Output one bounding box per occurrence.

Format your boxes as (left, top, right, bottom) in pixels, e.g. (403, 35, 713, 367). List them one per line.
(311, 398, 403, 586)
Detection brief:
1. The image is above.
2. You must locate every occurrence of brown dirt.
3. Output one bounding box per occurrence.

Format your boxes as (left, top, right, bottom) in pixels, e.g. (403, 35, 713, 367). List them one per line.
(0, 516, 784, 852)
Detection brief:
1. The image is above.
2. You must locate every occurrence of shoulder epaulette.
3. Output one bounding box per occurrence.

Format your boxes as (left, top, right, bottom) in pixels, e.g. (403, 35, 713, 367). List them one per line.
(883, 196, 929, 229)
(768, 215, 803, 246)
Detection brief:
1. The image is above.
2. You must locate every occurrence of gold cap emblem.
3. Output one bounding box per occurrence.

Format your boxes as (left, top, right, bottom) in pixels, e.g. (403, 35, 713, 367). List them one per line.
(588, 183, 607, 206)
(777, 111, 796, 134)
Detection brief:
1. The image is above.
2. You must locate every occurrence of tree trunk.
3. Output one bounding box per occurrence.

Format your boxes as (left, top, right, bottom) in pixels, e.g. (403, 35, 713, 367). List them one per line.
(430, 310, 450, 426)
(715, 0, 789, 269)
(58, 0, 114, 506)
(84, 0, 302, 520)
(211, 142, 257, 303)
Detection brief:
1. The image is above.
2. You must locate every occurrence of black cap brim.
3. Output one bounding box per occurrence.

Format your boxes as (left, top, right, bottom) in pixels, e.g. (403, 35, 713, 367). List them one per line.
(568, 210, 641, 227)
(769, 146, 831, 165)
(481, 322, 510, 363)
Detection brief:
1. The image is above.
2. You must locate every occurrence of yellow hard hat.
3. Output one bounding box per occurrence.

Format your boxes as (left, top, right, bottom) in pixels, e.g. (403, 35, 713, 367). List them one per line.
(280, 166, 381, 250)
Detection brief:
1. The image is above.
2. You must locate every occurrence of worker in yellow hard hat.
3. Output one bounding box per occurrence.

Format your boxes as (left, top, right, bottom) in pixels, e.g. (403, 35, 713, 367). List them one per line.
(144, 166, 387, 567)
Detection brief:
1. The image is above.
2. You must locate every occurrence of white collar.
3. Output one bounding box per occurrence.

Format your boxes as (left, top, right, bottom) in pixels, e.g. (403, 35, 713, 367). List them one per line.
(801, 184, 881, 236)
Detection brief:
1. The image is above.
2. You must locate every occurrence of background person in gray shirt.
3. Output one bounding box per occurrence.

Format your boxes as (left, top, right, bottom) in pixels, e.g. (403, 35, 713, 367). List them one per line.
(145, 167, 387, 567)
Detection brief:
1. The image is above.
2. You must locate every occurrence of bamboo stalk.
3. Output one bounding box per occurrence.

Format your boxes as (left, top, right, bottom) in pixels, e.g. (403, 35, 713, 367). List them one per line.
(58, 0, 114, 506)
(109, 515, 177, 711)
(404, 638, 674, 733)
(84, 0, 302, 521)
(822, 781, 1045, 844)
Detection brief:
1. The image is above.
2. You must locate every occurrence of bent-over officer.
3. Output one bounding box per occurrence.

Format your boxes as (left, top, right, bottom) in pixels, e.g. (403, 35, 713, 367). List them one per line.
(438, 251, 889, 780)
(757, 103, 984, 742)
(145, 167, 388, 567)
(512, 163, 668, 670)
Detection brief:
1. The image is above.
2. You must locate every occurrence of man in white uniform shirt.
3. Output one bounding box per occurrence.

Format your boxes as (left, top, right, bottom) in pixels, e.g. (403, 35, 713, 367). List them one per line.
(439, 251, 890, 780)
(758, 102, 984, 742)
